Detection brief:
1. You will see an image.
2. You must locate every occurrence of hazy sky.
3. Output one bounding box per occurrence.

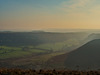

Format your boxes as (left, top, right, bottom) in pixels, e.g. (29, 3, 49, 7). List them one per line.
(0, 0, 100, 30)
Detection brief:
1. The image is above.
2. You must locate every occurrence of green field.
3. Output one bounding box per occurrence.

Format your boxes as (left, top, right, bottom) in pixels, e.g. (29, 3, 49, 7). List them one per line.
(37, 38, 80, 52)
(0, 38, 81, 59)
(0, 46, 47, 59)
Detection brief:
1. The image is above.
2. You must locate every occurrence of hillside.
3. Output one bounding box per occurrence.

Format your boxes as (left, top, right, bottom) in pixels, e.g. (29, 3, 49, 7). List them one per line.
(65, 39, 100, 70)
(0, 32, 88, 46)
(47, 39, 100, 70)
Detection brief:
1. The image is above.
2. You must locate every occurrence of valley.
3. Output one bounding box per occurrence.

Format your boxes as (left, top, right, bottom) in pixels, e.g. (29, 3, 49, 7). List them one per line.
(0, 32, 89, 69)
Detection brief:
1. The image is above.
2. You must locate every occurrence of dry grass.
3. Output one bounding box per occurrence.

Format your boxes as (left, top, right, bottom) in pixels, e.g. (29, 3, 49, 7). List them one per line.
(0, 68, 100, 75)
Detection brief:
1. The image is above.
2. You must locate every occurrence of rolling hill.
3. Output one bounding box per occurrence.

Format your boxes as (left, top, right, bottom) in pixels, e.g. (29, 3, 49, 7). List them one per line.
(85, 33, 100, 42)
(65, 39, 100, 70)
(47, 39, 100, 70)
(0, 32, 88, 46)
(2, 32, 100, 69)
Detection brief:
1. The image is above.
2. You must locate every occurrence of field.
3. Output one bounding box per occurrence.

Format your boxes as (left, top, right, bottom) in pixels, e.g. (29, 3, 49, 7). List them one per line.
(0, 39, 79, 59)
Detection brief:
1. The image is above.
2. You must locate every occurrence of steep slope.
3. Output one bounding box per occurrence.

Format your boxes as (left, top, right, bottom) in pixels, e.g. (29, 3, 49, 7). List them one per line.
(45, 53, 68, 69)
(65, 39, 100, 70)
(47, 39, 100, 70)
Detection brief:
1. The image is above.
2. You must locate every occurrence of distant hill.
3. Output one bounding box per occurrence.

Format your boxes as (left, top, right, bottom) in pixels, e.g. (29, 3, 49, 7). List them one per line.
(85, 33, 100, 42)
(0, 32, 88, 46)
(65, 39, 100, 70)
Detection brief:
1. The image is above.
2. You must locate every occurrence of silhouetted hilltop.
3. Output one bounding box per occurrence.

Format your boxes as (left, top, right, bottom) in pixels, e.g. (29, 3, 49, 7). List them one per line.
(65, 39, 100, 70)
(47, 39, 100, 70)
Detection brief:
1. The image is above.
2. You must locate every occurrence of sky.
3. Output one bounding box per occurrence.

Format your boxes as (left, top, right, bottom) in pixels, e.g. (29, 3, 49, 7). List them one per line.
(0, 0, 100, 31)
